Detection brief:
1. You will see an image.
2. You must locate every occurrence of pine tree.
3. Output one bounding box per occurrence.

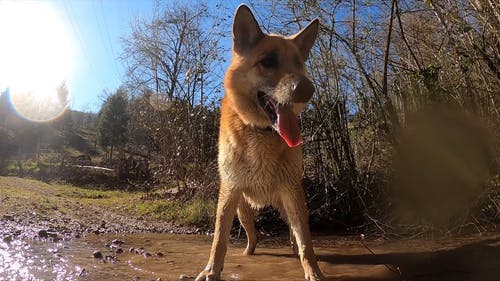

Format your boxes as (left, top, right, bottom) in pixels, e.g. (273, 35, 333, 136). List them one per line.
(97, 88, 129, 161)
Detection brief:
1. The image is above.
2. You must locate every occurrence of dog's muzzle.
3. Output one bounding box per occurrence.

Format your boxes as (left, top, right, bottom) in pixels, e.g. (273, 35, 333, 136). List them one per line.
(273, 75, 315, 105)
(256, 75, 315, 147)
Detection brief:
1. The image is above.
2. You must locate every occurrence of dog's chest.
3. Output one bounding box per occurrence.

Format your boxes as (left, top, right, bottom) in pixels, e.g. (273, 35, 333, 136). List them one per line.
(218, 133, 302, 205)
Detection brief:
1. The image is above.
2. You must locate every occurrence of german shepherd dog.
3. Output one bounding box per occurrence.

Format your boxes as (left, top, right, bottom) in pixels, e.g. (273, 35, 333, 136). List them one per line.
(195, 5, 324, 281)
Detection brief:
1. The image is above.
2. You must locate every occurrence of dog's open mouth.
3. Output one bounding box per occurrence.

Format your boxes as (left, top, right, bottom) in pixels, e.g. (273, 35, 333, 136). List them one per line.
(258, 91, 278, 124)
(257, 91, 302, 147)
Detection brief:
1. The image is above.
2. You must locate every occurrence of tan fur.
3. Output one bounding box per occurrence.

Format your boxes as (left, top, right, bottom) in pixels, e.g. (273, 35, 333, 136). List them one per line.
(195, 5, 324, 281)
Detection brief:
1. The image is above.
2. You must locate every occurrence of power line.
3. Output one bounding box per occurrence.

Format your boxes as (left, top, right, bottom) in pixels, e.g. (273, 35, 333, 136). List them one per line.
(61, 0, 106, 88)
(100, 0, 123, 79)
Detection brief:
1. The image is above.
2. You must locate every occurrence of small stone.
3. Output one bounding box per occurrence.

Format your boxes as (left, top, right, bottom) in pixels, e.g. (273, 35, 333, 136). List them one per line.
(111, 239, 124, 245)
(77, 267, 88, 277)
(116, 248, 123, 254)
(129, 247, 135, 253)
(2, 235, 12, 243)
(104, 255, 117, 263)
(3, 214, 13, 220)
(143, 252, 152, 258)
(155, 252, 164, 257)
(93, 229, 100, 235)
(38, 230, 48, 238)
(92, 251, 103, 259)
(133, 277, 140, 281)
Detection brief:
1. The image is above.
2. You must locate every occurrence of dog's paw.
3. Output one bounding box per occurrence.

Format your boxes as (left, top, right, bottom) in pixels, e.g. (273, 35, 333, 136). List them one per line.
(194, 269, 219, 281)
(305, 271, 326, 281)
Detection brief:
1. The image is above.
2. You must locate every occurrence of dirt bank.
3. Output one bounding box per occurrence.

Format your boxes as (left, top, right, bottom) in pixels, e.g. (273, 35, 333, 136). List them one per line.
(0, 176, 201, 243)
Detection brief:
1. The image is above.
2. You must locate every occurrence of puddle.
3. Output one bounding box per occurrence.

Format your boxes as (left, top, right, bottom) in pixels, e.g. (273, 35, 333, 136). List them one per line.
(1, 233, 498, 281)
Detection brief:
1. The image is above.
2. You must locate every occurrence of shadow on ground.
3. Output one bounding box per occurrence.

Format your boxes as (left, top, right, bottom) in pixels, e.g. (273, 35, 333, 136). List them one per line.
(317, 237, 500, 281)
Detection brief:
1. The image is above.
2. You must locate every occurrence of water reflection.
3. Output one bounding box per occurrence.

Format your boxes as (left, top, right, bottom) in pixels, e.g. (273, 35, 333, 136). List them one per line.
(0, 239, 84, 281)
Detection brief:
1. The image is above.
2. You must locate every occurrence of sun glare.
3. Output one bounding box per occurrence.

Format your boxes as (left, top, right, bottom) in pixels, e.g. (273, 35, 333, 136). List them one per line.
(0, 2, 75, 122)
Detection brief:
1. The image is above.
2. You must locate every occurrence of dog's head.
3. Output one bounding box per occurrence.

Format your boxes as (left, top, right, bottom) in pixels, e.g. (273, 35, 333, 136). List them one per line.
(224, 5, 319, 147)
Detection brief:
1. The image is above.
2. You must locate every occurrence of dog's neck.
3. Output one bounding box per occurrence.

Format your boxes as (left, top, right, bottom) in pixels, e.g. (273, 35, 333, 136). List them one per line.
(253, 125, 277, 135)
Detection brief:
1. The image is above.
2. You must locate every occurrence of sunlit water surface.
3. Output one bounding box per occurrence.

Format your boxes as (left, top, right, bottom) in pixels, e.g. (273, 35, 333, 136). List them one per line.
(0, 239, 86, 281)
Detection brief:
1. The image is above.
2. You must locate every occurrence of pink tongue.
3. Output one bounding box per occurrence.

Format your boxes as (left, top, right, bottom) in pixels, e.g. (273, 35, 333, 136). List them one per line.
(276, 105, 302, 147)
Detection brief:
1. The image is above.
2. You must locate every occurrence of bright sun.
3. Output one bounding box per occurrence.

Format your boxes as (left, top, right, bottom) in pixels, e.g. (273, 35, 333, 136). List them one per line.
(0, 2, 75, 122)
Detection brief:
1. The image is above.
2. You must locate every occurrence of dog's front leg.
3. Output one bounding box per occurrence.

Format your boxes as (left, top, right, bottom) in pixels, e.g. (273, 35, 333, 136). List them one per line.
(195, 186, 241, 281)
(280, 189, 325, 281)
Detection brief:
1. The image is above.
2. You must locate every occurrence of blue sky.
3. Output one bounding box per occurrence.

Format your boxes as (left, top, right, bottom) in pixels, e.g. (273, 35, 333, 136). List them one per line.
(40, 0, 241, 113)
(52, 0, 154, 112)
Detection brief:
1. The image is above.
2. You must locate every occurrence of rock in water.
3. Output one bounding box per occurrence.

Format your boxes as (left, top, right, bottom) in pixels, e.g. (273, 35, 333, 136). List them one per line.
(92, 251, 103, 259)
(38, 230, 48, 238)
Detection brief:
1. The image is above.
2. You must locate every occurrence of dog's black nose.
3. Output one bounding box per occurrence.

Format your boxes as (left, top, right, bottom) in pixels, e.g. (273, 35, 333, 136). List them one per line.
(292, 77, 315, 103)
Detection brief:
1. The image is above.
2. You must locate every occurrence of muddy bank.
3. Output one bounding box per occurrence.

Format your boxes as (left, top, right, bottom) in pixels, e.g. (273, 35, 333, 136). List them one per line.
(0, 177, 204, 245)
(0, 205, 203, 243)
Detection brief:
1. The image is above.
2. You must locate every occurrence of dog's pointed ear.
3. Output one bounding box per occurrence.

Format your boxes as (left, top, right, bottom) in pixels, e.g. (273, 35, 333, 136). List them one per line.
(291, 19, 319, 61)
(232, 5, 264, 54)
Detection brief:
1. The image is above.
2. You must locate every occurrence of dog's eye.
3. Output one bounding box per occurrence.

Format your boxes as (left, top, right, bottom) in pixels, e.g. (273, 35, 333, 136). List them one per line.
(260, 53, 279, 69)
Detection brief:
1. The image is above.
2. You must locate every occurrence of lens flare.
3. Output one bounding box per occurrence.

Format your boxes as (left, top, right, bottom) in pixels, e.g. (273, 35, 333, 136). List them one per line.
(0, 2, 75, 122)
(7, 86, 70, 122)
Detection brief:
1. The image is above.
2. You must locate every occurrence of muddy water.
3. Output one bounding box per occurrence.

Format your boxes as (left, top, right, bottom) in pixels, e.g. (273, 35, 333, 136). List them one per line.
(1, 233, 499, 281)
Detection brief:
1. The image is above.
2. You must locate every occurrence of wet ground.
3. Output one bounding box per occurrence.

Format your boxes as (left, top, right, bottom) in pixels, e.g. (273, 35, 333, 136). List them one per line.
(1, 177, 499, 280)
(1, 232, 499, 281)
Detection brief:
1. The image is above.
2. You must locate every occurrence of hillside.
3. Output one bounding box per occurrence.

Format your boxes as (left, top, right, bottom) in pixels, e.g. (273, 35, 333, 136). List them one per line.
(0, 94, 102, 174)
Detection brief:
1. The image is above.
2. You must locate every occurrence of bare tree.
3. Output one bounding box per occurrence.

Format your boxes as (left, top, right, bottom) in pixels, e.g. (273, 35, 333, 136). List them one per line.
(122, 2, 225, 107)
(121, 2, 225, 192)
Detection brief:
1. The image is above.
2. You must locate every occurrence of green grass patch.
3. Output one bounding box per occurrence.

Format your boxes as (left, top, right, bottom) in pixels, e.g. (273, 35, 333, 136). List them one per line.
(132, 199, 216, 226)
(0, 176, 216, 228)
(31, 197, 60, 214)
(56, 188, 122, 199)
(2, 160, 40, 174)
(182, 199, 217, 225)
